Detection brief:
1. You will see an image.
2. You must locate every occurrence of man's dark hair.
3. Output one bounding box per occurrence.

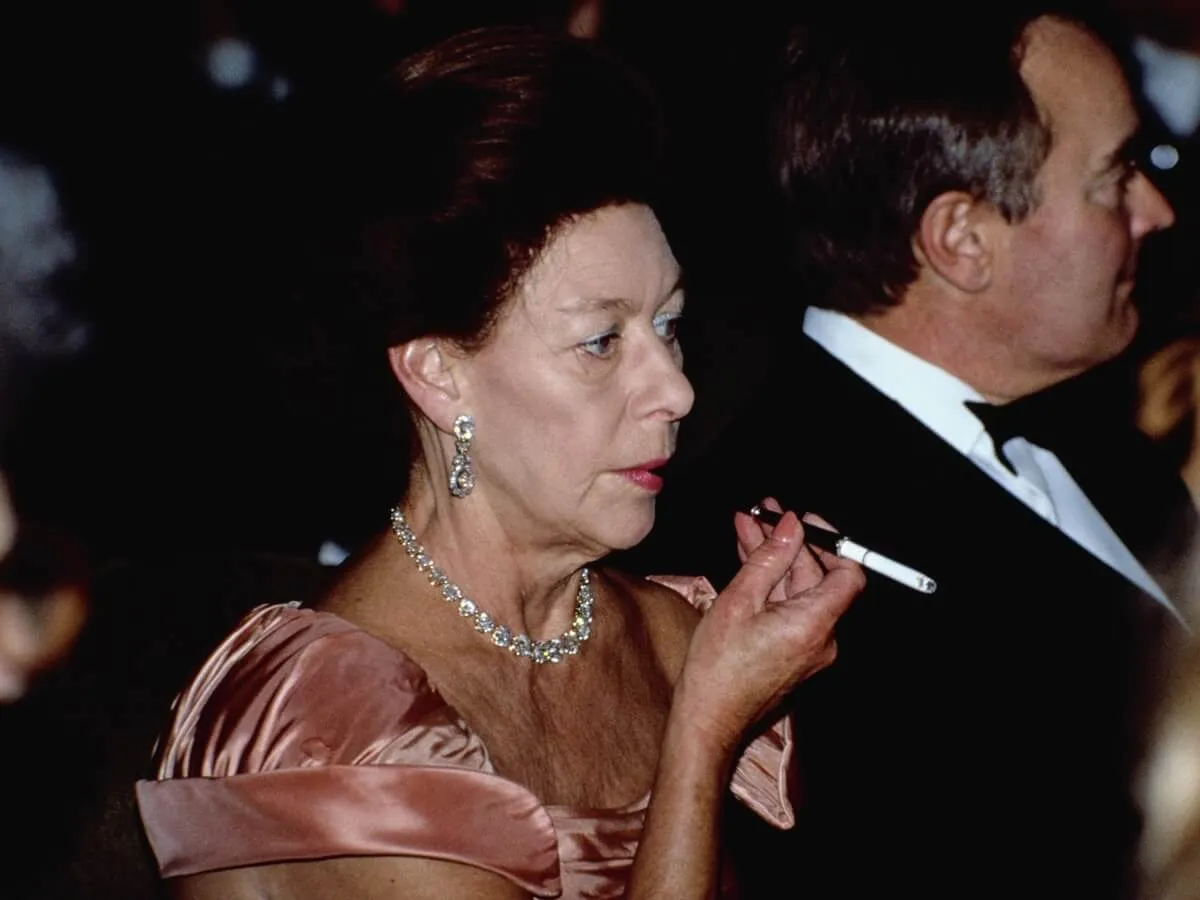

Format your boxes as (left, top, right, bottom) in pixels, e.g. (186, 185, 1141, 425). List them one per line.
(772, 5, 1103, 314)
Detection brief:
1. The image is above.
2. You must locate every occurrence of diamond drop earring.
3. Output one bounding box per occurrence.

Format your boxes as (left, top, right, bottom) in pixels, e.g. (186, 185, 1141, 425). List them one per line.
(449, 414, 476, 498)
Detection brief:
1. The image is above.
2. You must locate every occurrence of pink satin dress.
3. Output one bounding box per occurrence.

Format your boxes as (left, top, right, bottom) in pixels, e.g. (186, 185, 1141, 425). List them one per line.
(135, 575, 794, 899)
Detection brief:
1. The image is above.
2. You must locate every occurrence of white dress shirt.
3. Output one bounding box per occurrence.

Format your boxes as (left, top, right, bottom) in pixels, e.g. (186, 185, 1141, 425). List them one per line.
(804, 307, 1178, 616)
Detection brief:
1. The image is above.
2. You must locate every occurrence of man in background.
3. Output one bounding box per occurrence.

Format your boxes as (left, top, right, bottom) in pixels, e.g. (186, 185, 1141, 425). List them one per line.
(638, 5, 1194, 898)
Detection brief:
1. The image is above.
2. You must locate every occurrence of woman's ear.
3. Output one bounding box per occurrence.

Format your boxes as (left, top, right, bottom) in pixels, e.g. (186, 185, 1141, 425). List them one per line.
(912, 191, 997, 293)
(387, 338, 462, 429)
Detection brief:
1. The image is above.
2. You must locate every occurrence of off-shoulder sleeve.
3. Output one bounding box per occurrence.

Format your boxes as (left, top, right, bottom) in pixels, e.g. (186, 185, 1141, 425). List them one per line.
(646, 574, 796, 829)
(135, 604, 560, 895)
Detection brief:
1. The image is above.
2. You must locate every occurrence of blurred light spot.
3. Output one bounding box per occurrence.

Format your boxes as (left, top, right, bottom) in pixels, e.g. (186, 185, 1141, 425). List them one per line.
(206, 37, 256, 89)
(270, 76, 291, 102)
(1151, 143, 1181, 171)
(318, 541, 349, 566)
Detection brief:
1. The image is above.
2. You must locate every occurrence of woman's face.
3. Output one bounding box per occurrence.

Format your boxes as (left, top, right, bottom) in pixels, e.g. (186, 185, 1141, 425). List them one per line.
(455, 203, 693, 554)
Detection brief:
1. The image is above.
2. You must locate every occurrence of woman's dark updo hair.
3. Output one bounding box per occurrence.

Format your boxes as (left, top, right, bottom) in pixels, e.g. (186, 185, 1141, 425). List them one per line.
(346, 25, 667, 352)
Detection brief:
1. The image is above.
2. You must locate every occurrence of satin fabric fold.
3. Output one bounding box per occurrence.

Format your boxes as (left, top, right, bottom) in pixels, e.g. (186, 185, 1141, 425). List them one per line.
(137, 764, 560, 894)
(137, 575, 795, 898)
(544, 797, 646, 900)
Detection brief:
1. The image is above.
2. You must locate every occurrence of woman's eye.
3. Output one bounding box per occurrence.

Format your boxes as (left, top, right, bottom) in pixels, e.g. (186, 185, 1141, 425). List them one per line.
(580, 329, 620, 358)
(654, 312, 683, 343)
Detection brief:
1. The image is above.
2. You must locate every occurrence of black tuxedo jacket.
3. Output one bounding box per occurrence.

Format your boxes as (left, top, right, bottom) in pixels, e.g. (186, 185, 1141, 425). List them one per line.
(626, 336, 1196, 899)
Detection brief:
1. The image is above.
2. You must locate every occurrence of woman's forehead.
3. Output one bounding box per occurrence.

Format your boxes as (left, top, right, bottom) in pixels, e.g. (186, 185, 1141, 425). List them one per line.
(518, 205, 678, 305)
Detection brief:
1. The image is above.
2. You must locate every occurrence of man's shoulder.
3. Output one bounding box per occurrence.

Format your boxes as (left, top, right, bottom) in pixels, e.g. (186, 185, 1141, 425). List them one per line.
(641, 335, 981, 586)
(693, 335, 944, 471)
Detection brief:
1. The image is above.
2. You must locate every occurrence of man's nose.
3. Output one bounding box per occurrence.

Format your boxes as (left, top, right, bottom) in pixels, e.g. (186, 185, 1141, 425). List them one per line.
(1131, 171, 1176, 238)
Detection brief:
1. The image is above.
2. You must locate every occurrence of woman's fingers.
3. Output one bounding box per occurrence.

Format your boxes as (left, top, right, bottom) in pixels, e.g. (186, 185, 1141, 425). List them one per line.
(777, 557, 866, 629)
(739, 500, 826, 597)
(734, 510, 766, 565)
(683, 520, 865, 748)
(735, 497, 785, 561)
(725, 509, 806, 613)
(734, 500, 864, 605)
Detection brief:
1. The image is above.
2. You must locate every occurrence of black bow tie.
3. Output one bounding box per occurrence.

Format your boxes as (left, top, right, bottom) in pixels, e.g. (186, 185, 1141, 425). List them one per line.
(964, 399, 1047, 475)
(961, 359, 1131, 468)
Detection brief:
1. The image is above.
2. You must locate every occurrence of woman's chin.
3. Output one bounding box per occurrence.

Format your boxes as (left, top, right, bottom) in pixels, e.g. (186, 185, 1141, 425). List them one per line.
(591, 511, 655, 554)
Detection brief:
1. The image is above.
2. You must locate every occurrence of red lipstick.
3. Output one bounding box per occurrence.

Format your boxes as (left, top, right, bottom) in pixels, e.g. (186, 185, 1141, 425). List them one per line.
(620, 458, 668, 493)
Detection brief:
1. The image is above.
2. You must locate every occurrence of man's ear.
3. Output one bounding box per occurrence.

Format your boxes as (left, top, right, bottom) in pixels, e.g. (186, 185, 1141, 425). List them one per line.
(387, 338, 462, 430)
(913, 191, 997, 293)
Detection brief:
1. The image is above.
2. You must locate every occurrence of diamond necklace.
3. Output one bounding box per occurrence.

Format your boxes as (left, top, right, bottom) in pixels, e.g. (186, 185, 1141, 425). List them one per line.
(389, 506, 594, 664)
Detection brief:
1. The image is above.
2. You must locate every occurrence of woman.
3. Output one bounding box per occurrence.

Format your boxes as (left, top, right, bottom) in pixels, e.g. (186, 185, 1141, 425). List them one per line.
(135, 26, 864, 898)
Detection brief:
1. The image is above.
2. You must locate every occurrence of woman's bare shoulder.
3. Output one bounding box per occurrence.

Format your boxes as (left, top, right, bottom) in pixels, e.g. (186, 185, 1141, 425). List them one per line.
(604, 567, 705, 682)
(608, 569, 715, 616)
(312, 536, 437, 651)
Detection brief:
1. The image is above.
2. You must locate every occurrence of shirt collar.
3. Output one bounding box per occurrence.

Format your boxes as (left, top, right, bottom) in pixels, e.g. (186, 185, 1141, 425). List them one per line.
(802, 306, 988, 456)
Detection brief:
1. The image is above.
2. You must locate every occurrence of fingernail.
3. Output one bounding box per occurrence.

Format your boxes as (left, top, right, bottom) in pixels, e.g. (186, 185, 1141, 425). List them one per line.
(771, 511, 799, 542)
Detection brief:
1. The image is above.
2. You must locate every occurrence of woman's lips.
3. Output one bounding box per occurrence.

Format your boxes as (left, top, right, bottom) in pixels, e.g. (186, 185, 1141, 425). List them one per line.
(619, 461, 667, 493)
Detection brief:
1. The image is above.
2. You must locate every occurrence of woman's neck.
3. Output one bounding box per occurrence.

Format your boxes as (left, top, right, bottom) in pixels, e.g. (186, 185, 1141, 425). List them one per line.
(396, 475, 593, 638)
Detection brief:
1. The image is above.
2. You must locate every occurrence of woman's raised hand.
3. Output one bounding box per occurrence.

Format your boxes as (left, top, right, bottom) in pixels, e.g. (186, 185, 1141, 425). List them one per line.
(674, 502, 865, 756)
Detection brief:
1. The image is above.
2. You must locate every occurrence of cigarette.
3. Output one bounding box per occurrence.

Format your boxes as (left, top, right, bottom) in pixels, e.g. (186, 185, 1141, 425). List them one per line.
(747, 505, 937, 595)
